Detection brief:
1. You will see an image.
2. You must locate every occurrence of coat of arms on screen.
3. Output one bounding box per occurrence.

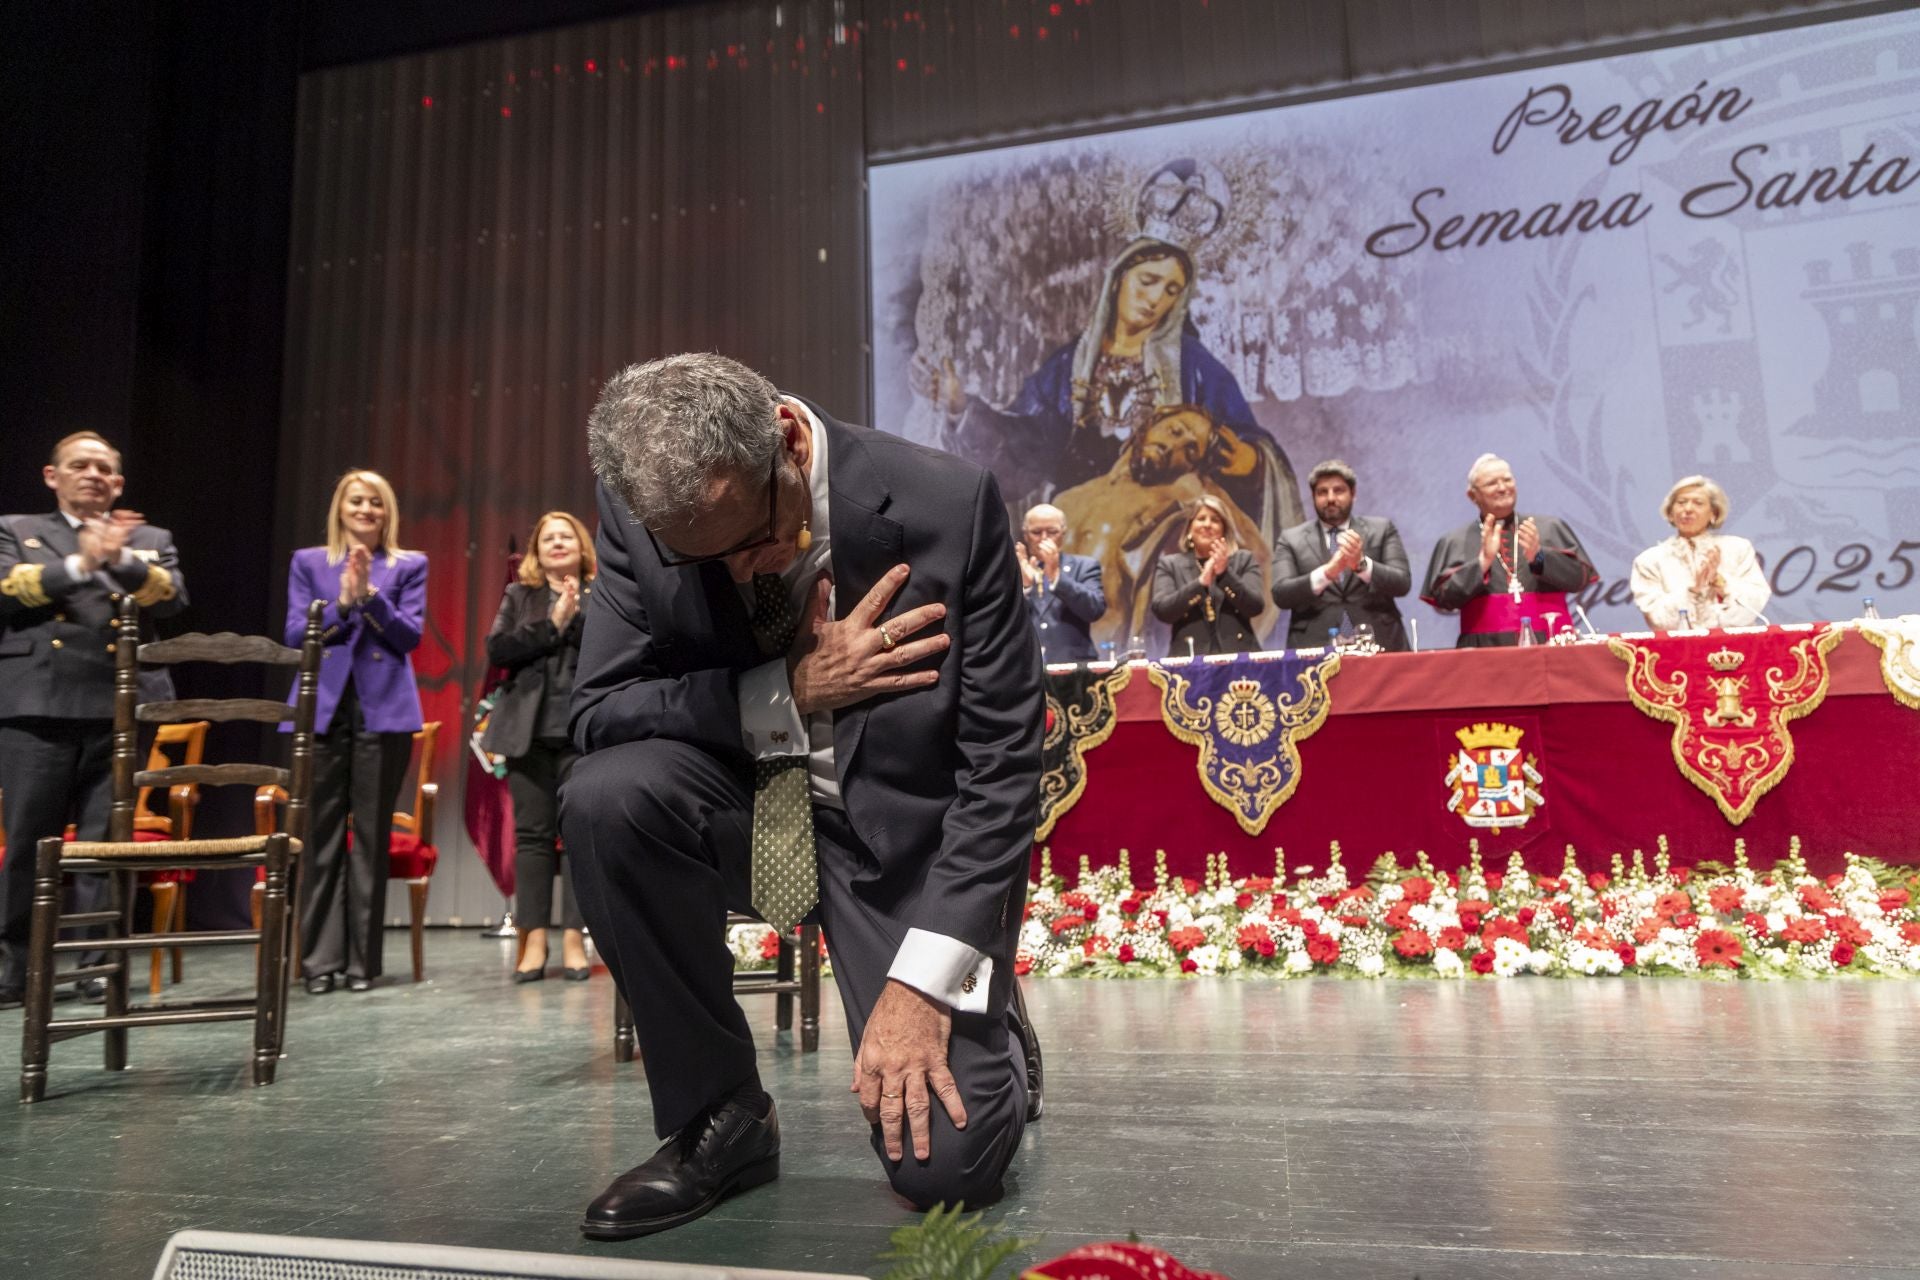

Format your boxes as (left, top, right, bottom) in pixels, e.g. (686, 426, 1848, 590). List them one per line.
(1444, 722, 1544, 829)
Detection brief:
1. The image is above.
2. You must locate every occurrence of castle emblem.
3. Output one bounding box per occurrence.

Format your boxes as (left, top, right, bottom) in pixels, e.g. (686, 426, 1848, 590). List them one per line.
(1445, 721, 1545, 830)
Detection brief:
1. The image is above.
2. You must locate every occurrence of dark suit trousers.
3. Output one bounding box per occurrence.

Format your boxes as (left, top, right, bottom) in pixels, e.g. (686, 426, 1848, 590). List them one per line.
(506, 739, 583, 930)
(299, 682, 411, 981)
(561, 738, 1026, 1208)
(0, 718, 115, 975)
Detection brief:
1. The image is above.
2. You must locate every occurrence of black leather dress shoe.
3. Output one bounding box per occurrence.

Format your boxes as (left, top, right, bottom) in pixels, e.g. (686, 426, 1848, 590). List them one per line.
(581, 1099, 780, 1241)
(305, 974, 334, 995)
(77, 977, 107, 1004)
(346, 976, 373, 992)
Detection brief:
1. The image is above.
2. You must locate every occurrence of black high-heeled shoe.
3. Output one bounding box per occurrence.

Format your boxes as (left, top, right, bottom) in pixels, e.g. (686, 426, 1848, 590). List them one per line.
(512, 967, 546, 984)
(563, 966, 592, 981)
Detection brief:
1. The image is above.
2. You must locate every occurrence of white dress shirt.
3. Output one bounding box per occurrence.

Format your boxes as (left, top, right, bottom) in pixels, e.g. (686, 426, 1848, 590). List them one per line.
(736, 402, 992, 1013)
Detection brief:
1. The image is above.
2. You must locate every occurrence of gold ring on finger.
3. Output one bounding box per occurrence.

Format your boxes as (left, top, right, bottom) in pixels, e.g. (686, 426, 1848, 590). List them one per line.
(882, 1091, 901, 1099)
(878, 624, 897, 651)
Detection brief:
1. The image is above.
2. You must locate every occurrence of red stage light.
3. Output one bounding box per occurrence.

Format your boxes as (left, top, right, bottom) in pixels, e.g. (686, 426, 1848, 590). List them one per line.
(584, 59, 597, 73)
(896, 57, 907, 71)
(421, 96, 433, 109)
(500, 107, 512, 118)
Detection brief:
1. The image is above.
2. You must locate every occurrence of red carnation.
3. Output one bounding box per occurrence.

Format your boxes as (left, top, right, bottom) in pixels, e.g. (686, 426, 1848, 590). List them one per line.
(1384, 902, 1417, 931)
(1781, 916, 1826, 945)
(1826, 873, 1845, 888)
(1654, 891, 1692, 919)
(1456, 898, 1493, 917)
(1694, 928, 1743, 968)
(1167, 926, 1207, 954)
(1516, 907, 1537, 927)
(1392, 929, 1435, 960)
(1743, 911, 1772, 936)
(1117, 943, 1136, 964)
(1878, 888, 1912, 913)
(1180, 877, 1201, 896)
(1274, 906, 1303, 926)
(1299, 917, 1320, 938)
(1673, 867, 1693, 885)
(1482, 916, 1529, 945)
(1120, 894, 1145, 917)
(1709, 885, 1745, 914)
(1470, 949, 1495, 974)
(1083, 934, 1111, 958)
(1180, 957, 1198, 973)
(1588, 872, 1611, 891)
(1234, 892, 1254, 910)
(1153, 909, 1170, 927)
(1244, 875, 1274, 893)
(1799, 883, 1838, 913)
(1599, 899, 1620, 920)
(1316, 894, 1337, 910)
(1437, 926, 1469, 952)
(1338, 914, 1370, 929)
(1832, 916, 1872, 946)
(1306, 933, 1341, 966)
(1832, 941, 1856, 967)
(1458, 910, 1482, 932)
(1338, 885, 1376, 902)
(1049, 913, 1090, 936)
(1900, 922, 1920, 946)
(1615, 943, 1637, 967)
(1549, 902, 1574, 927)
(1400, 876, 1435, 904)
(1674, 911, 1700, 930)
(1535, 876, 1564, 894)
(759, 930, 783, 960)
(1014, 954, 1033, 976)
(1486, 872, 1504, 890)
(1061, 891, 1098, 916)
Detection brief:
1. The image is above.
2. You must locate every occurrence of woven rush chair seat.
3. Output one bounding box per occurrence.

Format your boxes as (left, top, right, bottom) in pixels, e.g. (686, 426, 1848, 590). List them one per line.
(19, 598, 323, 1104)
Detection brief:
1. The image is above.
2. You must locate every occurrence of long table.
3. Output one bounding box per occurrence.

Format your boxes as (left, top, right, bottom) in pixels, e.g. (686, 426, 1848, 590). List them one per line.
(1037, 631, 1915, 882)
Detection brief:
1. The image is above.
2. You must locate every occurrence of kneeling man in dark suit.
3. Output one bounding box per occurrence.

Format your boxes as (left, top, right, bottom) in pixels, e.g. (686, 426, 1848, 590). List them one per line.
(562, 353, 1043, 1239)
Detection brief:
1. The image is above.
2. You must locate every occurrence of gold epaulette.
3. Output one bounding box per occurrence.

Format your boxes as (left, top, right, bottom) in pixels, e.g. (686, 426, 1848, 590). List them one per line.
(132, 564, 176, 608)
(2, 563, 51, 609)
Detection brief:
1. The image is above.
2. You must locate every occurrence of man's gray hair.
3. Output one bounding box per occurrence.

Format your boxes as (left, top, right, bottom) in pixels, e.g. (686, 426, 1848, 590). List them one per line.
(1307, 458, 1358, 491)
(1466, 452, 1510, 489)
(587, 353, 783, 528)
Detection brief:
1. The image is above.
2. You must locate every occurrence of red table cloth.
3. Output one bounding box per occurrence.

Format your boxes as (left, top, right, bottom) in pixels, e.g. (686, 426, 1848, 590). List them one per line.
(1037, 630, 1916, 883)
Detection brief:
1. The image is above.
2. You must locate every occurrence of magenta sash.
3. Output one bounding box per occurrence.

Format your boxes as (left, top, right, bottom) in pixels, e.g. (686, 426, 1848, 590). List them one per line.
(1461, 591, 1569, 635)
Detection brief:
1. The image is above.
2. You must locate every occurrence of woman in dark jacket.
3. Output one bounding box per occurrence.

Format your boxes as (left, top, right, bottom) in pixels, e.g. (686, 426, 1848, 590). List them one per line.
(1150, 495, 1267, 657)
(483, 511, 595, 983)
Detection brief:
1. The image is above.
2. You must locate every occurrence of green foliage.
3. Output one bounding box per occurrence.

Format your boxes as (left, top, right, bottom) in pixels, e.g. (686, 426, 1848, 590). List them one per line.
(876, 1203, 1039, 1280)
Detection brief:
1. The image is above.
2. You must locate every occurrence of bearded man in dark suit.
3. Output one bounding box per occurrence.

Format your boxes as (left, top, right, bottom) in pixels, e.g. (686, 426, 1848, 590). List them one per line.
(561, 354, 1043, 1239)
(1270, 459, 1413, 651)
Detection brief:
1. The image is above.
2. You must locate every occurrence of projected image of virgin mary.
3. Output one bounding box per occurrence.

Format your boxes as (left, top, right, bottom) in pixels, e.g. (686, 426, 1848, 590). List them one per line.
(914, 233, 1300, 533)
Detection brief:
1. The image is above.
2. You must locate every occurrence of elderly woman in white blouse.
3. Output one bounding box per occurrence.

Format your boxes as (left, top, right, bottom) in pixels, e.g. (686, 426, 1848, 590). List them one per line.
(1630, 475, 1770, 630)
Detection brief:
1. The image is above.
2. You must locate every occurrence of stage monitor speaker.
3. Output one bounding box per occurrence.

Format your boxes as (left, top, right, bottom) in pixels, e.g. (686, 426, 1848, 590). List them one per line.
(151, 1230, 867, 1280)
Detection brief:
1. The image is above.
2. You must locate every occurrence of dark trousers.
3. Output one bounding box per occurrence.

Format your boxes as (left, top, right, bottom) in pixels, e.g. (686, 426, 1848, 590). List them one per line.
(0, 718, 113, 979)
(299, 683, 411, 981)
(506, 738, 583, 930)
(560, 738, 1026, 1209)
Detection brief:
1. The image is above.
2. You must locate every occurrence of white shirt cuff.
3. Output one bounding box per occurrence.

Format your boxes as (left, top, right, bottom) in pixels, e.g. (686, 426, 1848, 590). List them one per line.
(887, 928, 993, 1014)
(1308, 565, 1330, 594)
(739, 658, 807, 758)
(65, 553, 87, 579)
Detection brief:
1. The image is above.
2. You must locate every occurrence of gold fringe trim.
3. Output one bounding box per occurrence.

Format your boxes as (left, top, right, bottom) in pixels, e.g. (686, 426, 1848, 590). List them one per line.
(1147, 655, 1342, 837)
(1, 563, 50, 609)
(131, 564, 176, 607)
(1035, 662, 1133, 840)
(1609, 627, 1843, 826)
(1857, 619, 1920, 711)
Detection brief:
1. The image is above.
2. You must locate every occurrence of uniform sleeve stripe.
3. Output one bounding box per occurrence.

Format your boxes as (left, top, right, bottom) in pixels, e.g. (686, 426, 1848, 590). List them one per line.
(2, 563, 51, 609)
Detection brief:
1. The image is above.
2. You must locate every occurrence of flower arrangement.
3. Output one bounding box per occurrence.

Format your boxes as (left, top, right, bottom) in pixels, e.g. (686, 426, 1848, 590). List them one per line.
(1006, 839, 1920, 981)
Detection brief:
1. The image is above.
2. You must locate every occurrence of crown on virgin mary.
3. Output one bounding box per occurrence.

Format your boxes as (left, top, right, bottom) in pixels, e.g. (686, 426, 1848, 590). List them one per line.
(1133, 158, 1229, 252)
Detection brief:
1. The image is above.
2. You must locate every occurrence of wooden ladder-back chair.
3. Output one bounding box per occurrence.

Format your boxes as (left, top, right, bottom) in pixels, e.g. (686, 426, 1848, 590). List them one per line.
(613, 917, 823, 1063)
(18, 599, 323, 1103)
(135, 720, 210, 996)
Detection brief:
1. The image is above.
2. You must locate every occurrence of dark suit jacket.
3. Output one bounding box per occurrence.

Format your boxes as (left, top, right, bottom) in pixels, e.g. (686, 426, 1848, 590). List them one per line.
(1026, 552, 1105, 663)
(1270, 515, 1413, 650)
(0, 512, 187, 720)
(481, 580, 585, 759)
(1149, 548, 1266, 657)
(284, 545, 426, 735)
(570, 406, 1044, 955)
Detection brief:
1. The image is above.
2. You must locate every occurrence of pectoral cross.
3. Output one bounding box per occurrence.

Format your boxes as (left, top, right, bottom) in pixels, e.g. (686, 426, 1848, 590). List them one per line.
(1507, 521, 1524, 602)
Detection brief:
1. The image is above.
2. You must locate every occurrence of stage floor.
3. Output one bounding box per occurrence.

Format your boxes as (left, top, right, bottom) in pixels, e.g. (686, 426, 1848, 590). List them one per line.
(5, 933, 1920, 1279)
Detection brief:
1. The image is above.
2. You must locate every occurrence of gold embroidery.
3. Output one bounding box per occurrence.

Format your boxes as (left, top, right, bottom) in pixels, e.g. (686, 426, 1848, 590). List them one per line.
(1857, 617, 1920, 711)
(1035, 662, 1133, 840)
(131, 563, 175, 607)
(2, 563, 51, 609)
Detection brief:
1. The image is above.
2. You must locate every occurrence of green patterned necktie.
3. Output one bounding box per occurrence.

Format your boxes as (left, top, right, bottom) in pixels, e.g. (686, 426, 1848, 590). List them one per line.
(748, 573, 818, 932)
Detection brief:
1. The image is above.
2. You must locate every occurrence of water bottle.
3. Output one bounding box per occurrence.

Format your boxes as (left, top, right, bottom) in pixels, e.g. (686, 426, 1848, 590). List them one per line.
(1517, 615, 1535, 648)
(1862, 597, 1881, 621)
(1098, 639, 1116, 665)
(1676, 607, 1691, 632)
(1125, 633, 1147, 661)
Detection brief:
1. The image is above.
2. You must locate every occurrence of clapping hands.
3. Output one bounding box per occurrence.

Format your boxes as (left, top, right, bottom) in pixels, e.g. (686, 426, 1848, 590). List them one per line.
(549, 574, 582, 629)
(76, 509, 143, 573)
(338, 544, 373, 607)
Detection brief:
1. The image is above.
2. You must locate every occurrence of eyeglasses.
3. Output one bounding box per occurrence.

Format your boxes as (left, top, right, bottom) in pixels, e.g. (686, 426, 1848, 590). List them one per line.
(644, 454, 782, 568)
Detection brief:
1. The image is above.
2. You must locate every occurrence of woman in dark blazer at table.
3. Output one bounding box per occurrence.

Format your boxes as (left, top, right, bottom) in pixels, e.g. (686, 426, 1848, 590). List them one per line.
(482, 511, 595, 984)
(1150, 495, 1267, 657)
(285, 469, 427, 994)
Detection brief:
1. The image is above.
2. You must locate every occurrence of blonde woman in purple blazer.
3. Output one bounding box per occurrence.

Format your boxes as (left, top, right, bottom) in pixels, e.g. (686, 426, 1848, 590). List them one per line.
(285, 470, 427, 994)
